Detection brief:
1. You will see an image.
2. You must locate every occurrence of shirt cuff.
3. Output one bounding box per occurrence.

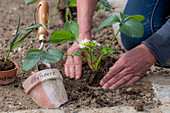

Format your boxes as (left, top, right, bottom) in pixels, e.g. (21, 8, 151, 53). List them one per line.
(142, 33, 169, 66)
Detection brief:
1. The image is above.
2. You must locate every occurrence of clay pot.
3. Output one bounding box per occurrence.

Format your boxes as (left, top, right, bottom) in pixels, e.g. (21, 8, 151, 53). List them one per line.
(23, 69, 68, 108)
(0, 60, 18, 85)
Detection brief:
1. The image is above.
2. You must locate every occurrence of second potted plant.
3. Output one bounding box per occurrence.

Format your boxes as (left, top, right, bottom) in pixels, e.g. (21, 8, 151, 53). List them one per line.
(0, 17, 46, 85)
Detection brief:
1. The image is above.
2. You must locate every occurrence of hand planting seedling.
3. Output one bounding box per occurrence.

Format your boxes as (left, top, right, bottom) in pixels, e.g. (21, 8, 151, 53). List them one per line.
(65, 13, 145, 71)
(22, 13, 145, 72)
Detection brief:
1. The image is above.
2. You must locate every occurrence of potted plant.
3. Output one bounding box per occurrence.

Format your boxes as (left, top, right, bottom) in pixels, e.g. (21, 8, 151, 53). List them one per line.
(0, 17, 46, 85)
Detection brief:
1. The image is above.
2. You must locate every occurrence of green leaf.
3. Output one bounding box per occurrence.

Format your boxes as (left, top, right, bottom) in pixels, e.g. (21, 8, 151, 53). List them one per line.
(126, 15, 145, 22)
(120, 19, 144, 38)
(120, 13, 145, 22)
(69, 0, 77, 6)
(22, 49, 64, 72)
(15, 17, 20, 38)
(10, 24, 46, 51)
(120, 13, 130, 23)
(95, 4, 100, 11)
(10, 17, 20, 51)
(24, 0, 37, 5)
(72, 50, 83, 57)
(22, 52, 42, 72)
(41, 49, 64, 63)
(50, 30, 74, 44)
(23, 24, 48, 31)
(101, 47, 115, 55)
(12, 29, 33, 50)
(99, 0, 114, 11)
(92, 54, 97, 61)
(27, 49, 45, 55)
(63, 0, 69, 7)
(64, 21, 79, 41)
(98, 14, 120, 30)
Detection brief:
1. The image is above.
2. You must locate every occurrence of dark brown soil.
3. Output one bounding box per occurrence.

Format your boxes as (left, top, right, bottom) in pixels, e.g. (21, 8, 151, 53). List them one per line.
(134, 101, 144, 111)
(0, 58, 15, 71)
(37, 64, 50, 71)
(0, 0, 169, 112)
(55, 55, 162, 112)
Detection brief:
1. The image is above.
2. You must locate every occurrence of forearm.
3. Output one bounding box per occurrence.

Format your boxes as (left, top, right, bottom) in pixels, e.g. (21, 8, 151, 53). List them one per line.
(77, 0, 98, 36)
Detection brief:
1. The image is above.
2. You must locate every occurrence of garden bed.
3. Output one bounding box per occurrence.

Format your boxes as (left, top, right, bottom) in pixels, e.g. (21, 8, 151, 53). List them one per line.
(0, 0, 169, 112)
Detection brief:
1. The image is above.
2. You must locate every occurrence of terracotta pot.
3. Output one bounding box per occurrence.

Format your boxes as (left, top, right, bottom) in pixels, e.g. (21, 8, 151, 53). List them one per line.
(0, 60, 18, 85)
(22, 69, 68, 108)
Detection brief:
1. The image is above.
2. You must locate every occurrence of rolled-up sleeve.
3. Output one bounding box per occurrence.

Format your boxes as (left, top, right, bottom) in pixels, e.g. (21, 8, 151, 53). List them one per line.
(142, 19, 170, 66)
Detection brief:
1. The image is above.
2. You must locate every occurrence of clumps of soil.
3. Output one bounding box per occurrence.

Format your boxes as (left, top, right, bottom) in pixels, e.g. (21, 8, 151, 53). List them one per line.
(0, 58, 15, 71)
(52, 55, 161, 112)
(134, 101, 144, 111)
(37, 64, 50, 71)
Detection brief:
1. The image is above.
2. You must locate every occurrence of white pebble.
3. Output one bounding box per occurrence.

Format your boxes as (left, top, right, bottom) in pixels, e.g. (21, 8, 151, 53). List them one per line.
(19, 102, 22, 105)
(18, 47, 22, 52)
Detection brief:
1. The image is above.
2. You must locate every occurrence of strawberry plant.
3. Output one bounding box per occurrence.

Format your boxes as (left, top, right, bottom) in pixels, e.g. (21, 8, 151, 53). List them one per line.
(22, 13, 145, 72)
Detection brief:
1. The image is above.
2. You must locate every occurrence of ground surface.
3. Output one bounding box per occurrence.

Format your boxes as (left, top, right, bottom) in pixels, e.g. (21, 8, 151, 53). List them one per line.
(0, 0, 169, 113)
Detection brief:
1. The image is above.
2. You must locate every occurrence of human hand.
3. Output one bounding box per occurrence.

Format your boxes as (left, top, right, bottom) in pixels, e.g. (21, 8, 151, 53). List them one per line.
(100, 44, 157, 89)
(64, 33, 92, 80)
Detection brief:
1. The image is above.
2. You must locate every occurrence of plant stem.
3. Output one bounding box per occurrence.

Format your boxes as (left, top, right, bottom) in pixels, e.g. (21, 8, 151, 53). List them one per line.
(83, 49, 90, 62)
(107, 29, 120, 47)
(76, 55, 92, 65)
(64, 54, 72, 56)
(76, 40, 79, 44)
(93, 9, 102, 20)
(5, 50, 11, 62)
(65, 7, 73, 22)
(95, 55, 103, 70)
(83, 48, 95, 70)
(64, 54, 86, 60)
(87, 50, 96, 70)
(44, 43, 52, 51)
(48, 0, 61, 28)
(64, 54, 92, 64)
(68, 8, 73, 19)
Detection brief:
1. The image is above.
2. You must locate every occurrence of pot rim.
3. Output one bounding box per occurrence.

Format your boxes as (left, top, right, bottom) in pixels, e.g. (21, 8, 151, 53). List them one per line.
(23, 69, 63, 94)
(0, 60, 18, 72)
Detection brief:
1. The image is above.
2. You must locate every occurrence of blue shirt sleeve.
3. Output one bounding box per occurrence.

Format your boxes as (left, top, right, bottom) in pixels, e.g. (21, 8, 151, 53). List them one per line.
(142, 18, 170, 66)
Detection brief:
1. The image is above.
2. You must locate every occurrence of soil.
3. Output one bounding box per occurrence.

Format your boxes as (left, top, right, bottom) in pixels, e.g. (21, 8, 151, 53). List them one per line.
(0, 58, 15, 71)
(0, 0, 169, 112)
(134, 101, 144, 111)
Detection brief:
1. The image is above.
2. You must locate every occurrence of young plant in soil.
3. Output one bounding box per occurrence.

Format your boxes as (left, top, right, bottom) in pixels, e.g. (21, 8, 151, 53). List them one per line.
(0, 17, 47, 71)
(22, 13, 145, 72)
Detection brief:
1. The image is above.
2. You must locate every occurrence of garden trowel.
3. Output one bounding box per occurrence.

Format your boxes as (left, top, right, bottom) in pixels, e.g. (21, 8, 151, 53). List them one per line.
(37, 0, 51, 70)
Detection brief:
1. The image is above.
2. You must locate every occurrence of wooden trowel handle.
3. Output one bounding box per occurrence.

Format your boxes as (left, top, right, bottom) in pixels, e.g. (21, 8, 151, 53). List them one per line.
(37, 0, 49, 42)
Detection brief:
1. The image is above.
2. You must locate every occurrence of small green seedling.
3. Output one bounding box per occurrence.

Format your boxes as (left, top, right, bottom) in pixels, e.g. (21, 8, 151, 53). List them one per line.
(22, 13, 145, 72)
(4, 17, 47, 63)
(94, 0, 114, 19)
